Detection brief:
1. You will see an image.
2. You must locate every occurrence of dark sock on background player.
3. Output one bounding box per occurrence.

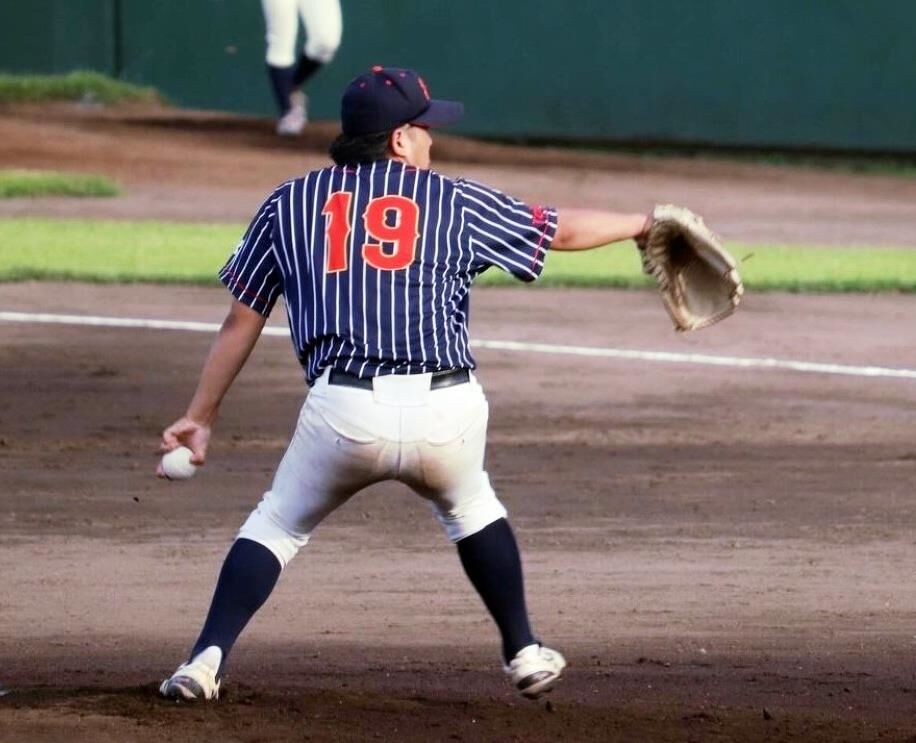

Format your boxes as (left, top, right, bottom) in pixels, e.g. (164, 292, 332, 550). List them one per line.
(267, 57, 322, 116)
(293, 54, 323, 87)
(457, 518, 536, 663)
(189, 537, 281, 671)
(266, 64, 297, 115)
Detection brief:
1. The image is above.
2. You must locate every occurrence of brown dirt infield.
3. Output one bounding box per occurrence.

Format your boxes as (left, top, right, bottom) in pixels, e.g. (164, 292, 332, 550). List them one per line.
(1, 103, 916, 742)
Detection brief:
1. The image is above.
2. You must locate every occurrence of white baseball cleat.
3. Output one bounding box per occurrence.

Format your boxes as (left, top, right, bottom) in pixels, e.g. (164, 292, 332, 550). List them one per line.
(505, 644, 567, 699)
(159, 645, 222, 702)
(276, 91, 308, 136)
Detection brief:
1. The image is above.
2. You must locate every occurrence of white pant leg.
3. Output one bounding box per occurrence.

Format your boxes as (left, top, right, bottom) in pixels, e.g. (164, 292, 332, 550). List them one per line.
(399, 375, 508, 542)
(297, 0, 342, 63)
(262, 0, 300, 67)
(238, 379, 397, 567)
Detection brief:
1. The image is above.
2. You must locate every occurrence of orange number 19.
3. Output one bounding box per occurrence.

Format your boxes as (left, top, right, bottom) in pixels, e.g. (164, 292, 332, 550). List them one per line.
(322, 193, 420, 273)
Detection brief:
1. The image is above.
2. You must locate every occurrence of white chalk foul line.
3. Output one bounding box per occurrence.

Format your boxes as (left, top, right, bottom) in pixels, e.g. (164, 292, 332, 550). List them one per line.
(1, 310, 915, 381)
(472, 339, 916, 380)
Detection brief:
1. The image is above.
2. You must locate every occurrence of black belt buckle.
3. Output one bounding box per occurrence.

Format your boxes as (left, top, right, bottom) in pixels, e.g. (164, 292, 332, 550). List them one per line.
(327, 368, 469, 390)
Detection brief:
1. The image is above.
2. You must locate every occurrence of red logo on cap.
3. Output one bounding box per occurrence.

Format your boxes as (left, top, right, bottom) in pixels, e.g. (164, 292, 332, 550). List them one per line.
(417, 76, 431, 101)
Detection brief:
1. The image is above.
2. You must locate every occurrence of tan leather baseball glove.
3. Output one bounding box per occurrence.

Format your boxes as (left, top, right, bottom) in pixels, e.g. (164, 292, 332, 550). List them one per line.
(636, 204, 744, 332)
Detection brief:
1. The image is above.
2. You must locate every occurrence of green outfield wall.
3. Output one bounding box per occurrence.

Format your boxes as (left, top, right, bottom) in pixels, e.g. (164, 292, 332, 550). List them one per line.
(0, 0, 116, 75)
(2, 0, 914, 152)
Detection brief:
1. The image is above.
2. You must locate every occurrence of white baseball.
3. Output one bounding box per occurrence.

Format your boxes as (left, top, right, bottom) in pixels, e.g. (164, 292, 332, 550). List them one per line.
(160, 446, 198, 480)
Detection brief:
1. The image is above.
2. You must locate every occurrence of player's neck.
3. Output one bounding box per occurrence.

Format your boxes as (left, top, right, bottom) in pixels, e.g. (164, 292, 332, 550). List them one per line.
(388, 153, 430, 169)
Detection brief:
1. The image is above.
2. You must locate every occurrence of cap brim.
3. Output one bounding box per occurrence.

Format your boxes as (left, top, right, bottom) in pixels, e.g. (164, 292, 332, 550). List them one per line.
(410, 99, 464, 128)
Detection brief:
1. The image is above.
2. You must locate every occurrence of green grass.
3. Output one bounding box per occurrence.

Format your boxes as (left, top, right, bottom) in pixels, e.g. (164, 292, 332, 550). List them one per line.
(0, 218, 237, 283)
(0, 70, 159, 104)
(0, 169, 119, 198)
(0, 217, 913, 292)
(477, 243, 916, 293)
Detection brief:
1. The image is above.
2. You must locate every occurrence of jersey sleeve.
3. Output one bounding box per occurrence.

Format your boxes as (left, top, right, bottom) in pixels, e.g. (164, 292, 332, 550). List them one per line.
(456, 179, 558, 282)
(218, 188, 285, 316)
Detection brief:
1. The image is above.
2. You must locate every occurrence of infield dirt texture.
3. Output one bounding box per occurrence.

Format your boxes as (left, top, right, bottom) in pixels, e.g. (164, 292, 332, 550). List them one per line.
(1, 102, 916, 742)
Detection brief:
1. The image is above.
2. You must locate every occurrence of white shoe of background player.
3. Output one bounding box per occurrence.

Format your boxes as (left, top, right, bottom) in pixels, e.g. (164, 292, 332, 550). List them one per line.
(159, 645, 222, 701)
(276, 91, 307, 136)
(505, 644, 567, 699)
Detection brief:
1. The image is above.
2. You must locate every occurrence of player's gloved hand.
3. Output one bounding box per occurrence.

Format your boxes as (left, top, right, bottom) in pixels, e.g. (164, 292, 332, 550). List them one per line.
(637, 204, 744, 332)
(157, 416, 211, 477)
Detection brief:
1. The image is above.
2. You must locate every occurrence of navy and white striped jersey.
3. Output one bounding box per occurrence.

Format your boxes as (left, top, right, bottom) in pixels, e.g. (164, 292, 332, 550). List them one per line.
(219, 160, 557, 383)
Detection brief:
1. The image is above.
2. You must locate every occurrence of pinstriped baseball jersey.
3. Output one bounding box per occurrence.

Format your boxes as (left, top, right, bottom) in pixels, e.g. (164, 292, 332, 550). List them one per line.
(219, 159, 557, 383)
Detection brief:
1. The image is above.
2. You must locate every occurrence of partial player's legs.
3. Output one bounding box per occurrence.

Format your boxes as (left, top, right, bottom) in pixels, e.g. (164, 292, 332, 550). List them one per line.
(284, 0, 341, 134)
(296, 0, 341, 81)
(452, 519, 566, 698)
(456, 518, 536, 661)
(159, 538, 280, 701)
(161, 371, 564, 700)
(261, 0, 301, 133)
(261, 0, 341, 135)
(161, 384, 390, 701)
(400, 378, 566, 697)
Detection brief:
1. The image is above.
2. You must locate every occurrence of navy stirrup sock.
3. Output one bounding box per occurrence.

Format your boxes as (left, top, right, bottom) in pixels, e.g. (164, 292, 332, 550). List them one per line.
(266, 64, 296, 114)
(190, 538, 282, 671)
(456, 518, 536, 663)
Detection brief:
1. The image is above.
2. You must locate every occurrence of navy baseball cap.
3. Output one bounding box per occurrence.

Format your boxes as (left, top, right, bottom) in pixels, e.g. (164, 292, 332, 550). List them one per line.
(341, 66, 464, 136)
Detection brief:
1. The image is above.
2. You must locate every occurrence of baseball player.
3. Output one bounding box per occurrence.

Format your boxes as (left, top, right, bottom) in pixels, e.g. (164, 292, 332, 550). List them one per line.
(262, 0, 342, 135)
(158, 66, 652, 702)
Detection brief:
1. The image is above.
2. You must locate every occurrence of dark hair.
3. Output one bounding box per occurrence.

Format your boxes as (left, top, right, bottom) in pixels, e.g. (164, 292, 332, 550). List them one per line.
(329, 130, 392, 166)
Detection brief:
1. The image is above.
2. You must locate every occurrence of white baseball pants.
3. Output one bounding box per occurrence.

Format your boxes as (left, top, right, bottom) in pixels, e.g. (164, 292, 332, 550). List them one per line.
(261, 0, 342, 66)
(238, 370, 507, 568)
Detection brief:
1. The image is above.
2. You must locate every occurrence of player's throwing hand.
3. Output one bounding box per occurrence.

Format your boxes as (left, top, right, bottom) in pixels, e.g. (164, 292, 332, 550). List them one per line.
(157, 416, 210, 476)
